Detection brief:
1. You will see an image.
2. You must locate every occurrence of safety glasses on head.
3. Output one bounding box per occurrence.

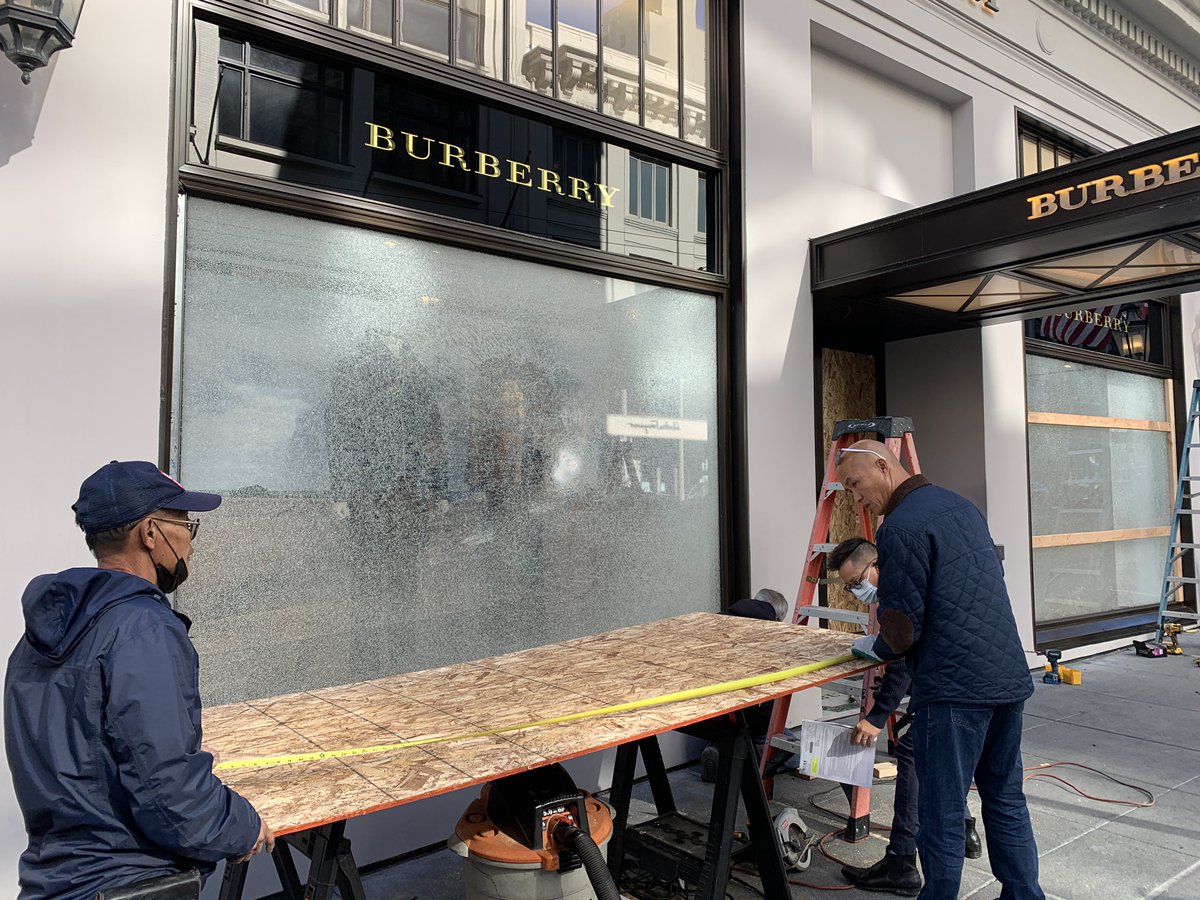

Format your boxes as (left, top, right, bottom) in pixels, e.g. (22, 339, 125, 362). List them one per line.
(836, 447, 886, 465)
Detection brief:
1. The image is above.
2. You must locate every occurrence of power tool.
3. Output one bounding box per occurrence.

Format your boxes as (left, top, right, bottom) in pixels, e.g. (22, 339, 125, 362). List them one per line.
(1162, 623, 1184, 655)
(1042, 649, 1062, 684)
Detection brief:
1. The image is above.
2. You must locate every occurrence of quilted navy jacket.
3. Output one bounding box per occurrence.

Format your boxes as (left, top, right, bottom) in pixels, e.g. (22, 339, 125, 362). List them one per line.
(4, 568, 260, 900)
(870, 478, 1033, 713)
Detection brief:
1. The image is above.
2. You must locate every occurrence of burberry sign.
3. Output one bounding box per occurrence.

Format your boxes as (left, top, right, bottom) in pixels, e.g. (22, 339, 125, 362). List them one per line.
(364, 122, 621, 209)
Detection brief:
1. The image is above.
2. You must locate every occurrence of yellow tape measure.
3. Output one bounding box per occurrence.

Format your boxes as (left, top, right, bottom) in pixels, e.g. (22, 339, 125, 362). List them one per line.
(213, 652, 855, 771)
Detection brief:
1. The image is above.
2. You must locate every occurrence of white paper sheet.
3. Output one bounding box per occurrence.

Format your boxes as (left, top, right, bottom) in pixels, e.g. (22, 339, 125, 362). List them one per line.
(796, 719, 876, 787)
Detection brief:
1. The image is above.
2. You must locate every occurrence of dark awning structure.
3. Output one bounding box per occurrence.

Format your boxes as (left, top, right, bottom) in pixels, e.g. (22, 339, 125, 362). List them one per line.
(811, 125, 1200, 340)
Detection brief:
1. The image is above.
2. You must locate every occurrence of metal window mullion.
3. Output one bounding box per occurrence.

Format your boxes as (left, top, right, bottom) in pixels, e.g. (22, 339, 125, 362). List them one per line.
(675, 0, 683, 138)
(245, 65, 310, 87)
(666, 161, 672, 225)
(708, 0, 718, 153)
(1167, 233, 1200, 256)
(450, 0, 458, 63)
(596, 0, 604, 113)
(317, 61, 326, 158)
(1010, 267, 1084, 295)
(956, 273, 993, 314)
(551, 0, 558, 99)
(629, 154, 638, 216)
(193, 0, 725, 169)
(1090, 241, 1156, 289)
(638, 0, 645, 127)
(240, 44, 251, 140)
(502, 0, 509, 84)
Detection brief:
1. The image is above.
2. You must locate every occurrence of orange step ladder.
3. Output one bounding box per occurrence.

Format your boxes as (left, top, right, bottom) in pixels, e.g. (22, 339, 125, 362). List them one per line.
(761, 416, 920, 842)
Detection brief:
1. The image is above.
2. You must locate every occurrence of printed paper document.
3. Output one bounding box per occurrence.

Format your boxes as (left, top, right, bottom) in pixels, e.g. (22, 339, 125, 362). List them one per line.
(796, 719, 875, 787)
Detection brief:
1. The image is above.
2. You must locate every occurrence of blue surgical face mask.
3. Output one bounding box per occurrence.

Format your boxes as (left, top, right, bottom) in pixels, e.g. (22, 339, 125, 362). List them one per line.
(849, 581, 878, 605)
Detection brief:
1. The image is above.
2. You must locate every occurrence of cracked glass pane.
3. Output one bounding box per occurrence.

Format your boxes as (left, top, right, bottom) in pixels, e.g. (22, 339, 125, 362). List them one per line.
(177, 198, 720, 704)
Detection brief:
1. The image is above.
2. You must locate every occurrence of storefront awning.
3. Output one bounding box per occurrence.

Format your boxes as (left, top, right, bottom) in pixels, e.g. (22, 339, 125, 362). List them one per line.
(811, 125, 1200, 339)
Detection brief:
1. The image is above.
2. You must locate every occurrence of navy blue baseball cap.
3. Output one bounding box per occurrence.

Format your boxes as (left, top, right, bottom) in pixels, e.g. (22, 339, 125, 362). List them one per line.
(72, 460, 222, 534)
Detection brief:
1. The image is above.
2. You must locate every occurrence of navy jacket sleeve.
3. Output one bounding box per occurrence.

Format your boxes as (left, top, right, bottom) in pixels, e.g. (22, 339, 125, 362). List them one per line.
(865, 659, 911, 729)
(872, 523, 931, 661)
(102, 616, 261, 862)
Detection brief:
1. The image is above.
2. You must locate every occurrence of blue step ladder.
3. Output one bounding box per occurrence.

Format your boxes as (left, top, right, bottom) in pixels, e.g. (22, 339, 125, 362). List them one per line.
(1157, 379, 1200, 641)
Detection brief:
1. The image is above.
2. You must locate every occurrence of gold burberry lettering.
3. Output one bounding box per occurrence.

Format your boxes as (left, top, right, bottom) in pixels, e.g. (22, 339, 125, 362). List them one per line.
(1056, 309, 1130, 333)
(1027, 150, 1200, 220)
(365, 122, 620, 209)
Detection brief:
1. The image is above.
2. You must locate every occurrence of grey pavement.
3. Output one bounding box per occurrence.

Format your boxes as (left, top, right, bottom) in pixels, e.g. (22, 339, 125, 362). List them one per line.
(354, 630, 1200, 899)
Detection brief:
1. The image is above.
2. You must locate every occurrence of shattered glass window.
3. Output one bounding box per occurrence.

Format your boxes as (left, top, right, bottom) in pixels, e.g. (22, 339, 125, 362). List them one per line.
(176, 198, 720, 704)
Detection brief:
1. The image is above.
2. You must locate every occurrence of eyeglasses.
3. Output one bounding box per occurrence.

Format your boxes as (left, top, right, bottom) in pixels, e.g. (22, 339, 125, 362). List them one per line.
(836, 447, 886, 465)
(151, 517, 200, 539)
(842, 559, 876, 593)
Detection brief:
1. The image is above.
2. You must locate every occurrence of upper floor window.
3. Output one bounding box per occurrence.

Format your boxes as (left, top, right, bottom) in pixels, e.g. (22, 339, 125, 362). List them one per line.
(630, 155, 670, 224)
(277, 0, 329, 15)
(553, 131, 602, 190)
(1018, 116, 1097, 177)
(255, 0, 711, 145)
(191, 23, 715, 270)
(371, 74, 478, 194)
(217, 36, 347, 163)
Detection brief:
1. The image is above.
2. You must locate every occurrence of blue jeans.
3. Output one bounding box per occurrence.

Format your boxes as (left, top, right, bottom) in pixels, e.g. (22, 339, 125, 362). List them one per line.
(891, 727, 920, 856)
(912, 702, 1044, 900)
(890, 727, 973, 857)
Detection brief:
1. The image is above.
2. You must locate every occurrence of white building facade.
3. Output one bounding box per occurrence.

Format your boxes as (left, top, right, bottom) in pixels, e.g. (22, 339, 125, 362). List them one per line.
(744, 0, 1200, 657)
(2, 0, 1200, 892)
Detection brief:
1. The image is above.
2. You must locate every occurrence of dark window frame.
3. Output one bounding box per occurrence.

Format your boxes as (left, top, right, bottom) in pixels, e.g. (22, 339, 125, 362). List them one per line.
(1013, 119, 1184, 648)
(215, 32, 349, 164)
(167, 0, 748, 607)
(1024, 295, 1184, 646)
(370, 72, 481, 196)
(628, 153, 672, 225)
(249, 0, 708, 144)
(551, 129, 602, 188)
(1022, 298, 1172, 377)
(1016, 112, 1100, 177)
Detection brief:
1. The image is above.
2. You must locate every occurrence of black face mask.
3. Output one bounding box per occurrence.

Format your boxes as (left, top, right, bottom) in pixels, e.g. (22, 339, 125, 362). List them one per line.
(150, 525, 190, 593)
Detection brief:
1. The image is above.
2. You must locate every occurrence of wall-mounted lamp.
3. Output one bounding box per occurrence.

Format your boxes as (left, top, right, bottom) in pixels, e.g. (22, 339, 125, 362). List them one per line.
(0, 0, 85, 85)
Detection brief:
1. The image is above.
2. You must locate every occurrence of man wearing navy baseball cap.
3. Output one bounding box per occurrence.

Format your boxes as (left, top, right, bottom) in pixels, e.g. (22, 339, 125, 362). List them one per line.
(4, 461, 274, 899)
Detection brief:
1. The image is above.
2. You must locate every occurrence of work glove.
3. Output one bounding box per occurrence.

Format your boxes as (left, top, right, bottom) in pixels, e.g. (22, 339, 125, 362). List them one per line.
(851, 634, 883, 662)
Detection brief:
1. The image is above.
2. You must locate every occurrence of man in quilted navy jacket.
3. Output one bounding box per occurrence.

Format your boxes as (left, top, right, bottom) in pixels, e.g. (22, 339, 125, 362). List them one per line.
(837, 442, 1044, 900)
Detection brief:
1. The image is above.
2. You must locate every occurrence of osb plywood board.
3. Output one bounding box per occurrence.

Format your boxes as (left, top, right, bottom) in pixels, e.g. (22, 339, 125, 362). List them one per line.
(204, 613, 865, 835)
(820, 347, 877, 633)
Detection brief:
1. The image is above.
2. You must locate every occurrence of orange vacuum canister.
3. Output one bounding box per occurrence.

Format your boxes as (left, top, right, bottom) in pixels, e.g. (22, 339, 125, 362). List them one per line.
(449, 768, 615, 900)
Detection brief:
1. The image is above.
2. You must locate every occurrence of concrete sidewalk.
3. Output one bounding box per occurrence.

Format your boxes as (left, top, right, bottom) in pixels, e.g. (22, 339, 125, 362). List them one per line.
(359, 631, 1200, 899)
(718, 630, 1200, 900)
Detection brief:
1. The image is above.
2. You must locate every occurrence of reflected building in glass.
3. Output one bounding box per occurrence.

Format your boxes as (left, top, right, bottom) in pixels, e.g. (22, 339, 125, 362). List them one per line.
(175, 1, 729, 704)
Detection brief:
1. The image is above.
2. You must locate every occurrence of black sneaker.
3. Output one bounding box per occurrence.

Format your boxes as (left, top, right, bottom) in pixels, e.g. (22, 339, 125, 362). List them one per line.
(965, 816, 983, 859)
(841, 852, 922, 897)
(700, 745, 719, 783)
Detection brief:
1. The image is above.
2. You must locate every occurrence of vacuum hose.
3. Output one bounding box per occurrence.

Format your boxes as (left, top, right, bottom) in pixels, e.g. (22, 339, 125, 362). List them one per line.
(551, 820, 621, 900)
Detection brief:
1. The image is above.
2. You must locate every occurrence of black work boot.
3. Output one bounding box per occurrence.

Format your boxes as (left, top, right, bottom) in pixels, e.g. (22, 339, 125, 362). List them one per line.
(841, 852, 922, 896)
(965, 816, 983, 859)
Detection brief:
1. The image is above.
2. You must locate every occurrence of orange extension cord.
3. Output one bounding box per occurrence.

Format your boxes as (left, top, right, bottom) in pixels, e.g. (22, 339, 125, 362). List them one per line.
(731, 760, 1155, 893)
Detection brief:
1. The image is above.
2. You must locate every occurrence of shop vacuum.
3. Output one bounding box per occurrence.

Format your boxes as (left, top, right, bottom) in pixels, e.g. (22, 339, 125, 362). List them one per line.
(449, 764, 619, 900)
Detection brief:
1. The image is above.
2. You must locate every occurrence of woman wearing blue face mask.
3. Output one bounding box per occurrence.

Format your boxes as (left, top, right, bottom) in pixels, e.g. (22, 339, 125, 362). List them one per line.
(828, 538, 980, 897)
